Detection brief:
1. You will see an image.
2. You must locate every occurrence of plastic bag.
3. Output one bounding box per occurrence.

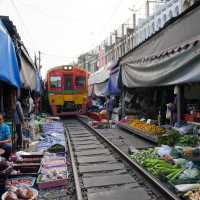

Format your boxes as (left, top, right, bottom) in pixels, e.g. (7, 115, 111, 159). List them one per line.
(156, 145, 172, 157)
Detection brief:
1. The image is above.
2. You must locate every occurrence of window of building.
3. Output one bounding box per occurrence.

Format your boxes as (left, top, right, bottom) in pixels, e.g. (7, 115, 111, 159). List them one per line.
(50, 76, 61, 88)
(64, 75, 72, 89)
(75, 76, 86, 88)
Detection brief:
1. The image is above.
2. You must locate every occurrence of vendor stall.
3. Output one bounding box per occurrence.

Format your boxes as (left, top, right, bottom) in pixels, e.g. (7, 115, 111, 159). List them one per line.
(0, 116, 70, 199)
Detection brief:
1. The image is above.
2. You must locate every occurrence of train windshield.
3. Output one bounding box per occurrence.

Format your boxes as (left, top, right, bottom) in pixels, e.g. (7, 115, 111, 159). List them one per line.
(64, 75, 72, 89)
(75, 76, 85, 88)
(50, 76, 61, 88)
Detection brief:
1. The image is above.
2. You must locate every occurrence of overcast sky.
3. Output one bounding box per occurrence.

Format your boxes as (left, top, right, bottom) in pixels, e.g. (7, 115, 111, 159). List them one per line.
(0, 0, 146, 77)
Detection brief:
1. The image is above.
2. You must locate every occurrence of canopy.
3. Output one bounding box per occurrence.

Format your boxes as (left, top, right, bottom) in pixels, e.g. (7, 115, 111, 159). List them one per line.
(0, 20, 21, 88)
(20, 51, 36, 90)
(35, 70, 42, 94)
(88, 84, 94, 97)
(88, 67, 110, 85)
(107, 67, 120, 95)
(121, 5, 200, 88)
(93, 81, 108, 97)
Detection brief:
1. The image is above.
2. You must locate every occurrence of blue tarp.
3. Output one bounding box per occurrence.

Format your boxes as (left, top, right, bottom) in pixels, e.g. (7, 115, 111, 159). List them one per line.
(107, 67, 120, 95)
(0, 20, 21, 88)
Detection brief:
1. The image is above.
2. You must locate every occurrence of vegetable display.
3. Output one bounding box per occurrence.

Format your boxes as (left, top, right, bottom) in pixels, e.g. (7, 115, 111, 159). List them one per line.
(129, 148, 158, 165)
(177, 135, 199, 147)
(185, 190, 200, 200)
(142, 158, 184, 182)
(129, 119, 165, 135)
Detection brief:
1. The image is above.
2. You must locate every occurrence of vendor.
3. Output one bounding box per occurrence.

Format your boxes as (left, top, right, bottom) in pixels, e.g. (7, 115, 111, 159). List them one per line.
(0, 113, 11, 160)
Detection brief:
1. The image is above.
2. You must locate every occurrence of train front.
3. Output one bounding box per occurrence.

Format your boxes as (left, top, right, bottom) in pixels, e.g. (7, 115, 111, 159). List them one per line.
(47, 65, 88, 116)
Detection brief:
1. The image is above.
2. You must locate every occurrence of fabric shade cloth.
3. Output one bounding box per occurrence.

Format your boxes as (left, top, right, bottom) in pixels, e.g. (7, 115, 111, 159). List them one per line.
(0, 20, 21, 88)
(35, 70, 42, 94)
(20, 53, 36, 90)
(88, 67, 110, 85)
(121, 5, 200, 88)
(108, 67, 120, 95)
(93, 81, 108, 97)
(88, 84, 94, 97)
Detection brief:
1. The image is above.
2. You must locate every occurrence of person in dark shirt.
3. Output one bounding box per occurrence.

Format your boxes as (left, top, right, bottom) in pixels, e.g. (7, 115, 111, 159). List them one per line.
(13, 98, 24, 150)
(0, 113, 11, 160)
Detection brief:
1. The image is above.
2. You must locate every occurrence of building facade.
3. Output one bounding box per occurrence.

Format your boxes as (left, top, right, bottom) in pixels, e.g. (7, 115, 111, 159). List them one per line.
(78, 0, 197, 73)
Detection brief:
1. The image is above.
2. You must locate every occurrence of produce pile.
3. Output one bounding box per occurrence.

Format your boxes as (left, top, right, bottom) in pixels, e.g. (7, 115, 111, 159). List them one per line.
(6, 177, 35, 187)
(185, 189, 200, 200)
(130, 148, 184, 182)
(37, 153, 68, 190)
(3, 186, 37, 200)
(129, 119, 165, 135)
(158, 129, 199, 147)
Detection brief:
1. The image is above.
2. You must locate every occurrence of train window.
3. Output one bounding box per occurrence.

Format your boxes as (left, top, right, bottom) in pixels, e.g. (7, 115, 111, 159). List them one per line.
(50, 76, 61, 88)
(64, 75, 72, 89)
(75, 76, 85, 88)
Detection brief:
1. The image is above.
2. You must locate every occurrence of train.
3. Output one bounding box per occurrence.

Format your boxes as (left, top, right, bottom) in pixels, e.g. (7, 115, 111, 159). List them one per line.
(46, 65, 88, 116)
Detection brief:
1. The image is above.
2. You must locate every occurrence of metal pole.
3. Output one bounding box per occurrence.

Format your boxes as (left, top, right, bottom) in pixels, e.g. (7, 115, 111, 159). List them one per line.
(133, 13, 136, 29)
(38, 51, 41, 71)
(176, 85, 181, 124)
(146, 0, 150, 17)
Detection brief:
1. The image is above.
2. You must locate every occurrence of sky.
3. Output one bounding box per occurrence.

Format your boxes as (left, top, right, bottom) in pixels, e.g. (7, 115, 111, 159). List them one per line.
(0, 0, 146, 78)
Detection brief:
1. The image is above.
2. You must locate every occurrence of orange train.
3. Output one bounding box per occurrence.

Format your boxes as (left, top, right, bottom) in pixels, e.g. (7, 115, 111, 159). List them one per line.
(46, 65, 88, 116)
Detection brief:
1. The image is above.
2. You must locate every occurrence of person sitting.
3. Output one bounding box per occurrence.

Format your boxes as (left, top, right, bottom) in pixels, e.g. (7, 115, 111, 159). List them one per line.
(0, 113, 12, 160)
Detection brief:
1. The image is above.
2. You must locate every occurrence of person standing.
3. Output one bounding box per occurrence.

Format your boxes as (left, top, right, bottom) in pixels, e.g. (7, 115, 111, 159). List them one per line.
(14, 98, 24, 150)
(106, 96, 113, 127)
(28, 95, 34, 117)
(0, 113, 11, 160)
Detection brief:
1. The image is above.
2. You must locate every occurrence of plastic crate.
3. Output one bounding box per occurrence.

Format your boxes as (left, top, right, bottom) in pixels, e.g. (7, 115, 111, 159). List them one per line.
(37, 178, 68, 190)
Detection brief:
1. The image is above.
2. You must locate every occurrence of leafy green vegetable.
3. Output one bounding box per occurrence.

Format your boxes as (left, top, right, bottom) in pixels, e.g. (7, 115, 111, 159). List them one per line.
(142, 158, 184, 182)
(177, 135, 199, 147)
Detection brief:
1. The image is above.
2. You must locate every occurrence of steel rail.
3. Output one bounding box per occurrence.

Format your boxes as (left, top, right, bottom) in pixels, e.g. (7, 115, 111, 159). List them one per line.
(78, 116, 181, 200)
(65, 128, 83, 200)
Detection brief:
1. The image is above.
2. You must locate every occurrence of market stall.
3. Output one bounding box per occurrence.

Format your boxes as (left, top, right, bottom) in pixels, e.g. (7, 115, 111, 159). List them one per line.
(116, 6, 200, 199)
(0, 116, 70, 199)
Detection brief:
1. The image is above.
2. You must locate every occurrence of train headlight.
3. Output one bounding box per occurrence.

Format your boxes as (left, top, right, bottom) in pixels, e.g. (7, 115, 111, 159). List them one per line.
(64, 66, 72, 70)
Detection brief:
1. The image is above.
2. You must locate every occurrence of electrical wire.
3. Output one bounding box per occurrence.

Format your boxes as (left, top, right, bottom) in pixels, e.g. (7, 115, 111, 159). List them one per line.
(40, 51, 79, 59)
(10, 0, 38, 51)
(82, 0, 125, 53)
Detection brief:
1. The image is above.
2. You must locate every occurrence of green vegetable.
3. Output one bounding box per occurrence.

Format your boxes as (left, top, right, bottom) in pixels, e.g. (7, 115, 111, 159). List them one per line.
(130, 148, 157, 165)
(48, 144, 65, 153)
(177, 135, 199, 147)
(142, 158, 183, 181)
(158, 130, 180, 146)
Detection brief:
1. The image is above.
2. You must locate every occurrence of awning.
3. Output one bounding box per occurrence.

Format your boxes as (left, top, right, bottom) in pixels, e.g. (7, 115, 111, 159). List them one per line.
(88, 67, 110, 85)
(93, 81, 108, 97)
(35, 70, 42, 94)
(20, 50, 36, 90)
(88, 85, 94, 97)
(121, 5, 200, 87)
(0, 20, 21, 88)
(107, 67, 120, 95)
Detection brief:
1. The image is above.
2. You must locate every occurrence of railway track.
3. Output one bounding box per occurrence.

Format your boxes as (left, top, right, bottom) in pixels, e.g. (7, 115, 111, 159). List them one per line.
(64, 118, 181, 200)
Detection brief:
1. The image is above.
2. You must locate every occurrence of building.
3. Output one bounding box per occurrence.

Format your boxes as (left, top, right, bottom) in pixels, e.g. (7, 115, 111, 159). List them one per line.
(79, 0, 198, 73)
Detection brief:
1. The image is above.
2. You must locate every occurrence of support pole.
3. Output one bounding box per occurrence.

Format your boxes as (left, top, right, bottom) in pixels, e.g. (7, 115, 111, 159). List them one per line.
(176, 85, 182, 124)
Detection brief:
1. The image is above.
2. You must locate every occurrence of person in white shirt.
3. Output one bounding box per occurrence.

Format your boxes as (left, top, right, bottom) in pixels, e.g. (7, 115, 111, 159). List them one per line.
(28, 96, 34, 116)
